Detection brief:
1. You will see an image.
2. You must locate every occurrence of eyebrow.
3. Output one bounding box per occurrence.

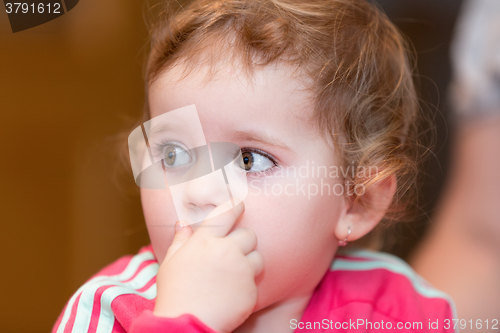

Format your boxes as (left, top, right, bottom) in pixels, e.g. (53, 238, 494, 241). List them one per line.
(147, 123, 174, 137)
(228, 130, 294, 153)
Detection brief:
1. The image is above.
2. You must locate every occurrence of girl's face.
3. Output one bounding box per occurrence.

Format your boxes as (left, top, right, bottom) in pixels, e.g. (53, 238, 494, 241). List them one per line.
(141, 62, 349, 311)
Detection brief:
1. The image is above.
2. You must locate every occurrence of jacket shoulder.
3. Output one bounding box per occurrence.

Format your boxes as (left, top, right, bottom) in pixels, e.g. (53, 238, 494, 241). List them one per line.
(52, 244, 158, 333)
(309, 248, 458, 331)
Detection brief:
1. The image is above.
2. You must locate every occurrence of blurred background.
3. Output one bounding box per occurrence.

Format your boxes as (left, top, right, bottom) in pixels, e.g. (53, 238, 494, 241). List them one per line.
(0, 0, 466, 332)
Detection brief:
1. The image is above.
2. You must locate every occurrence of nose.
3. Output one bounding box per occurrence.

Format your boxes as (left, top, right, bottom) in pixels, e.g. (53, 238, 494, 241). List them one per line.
(182, 169, 233, 222)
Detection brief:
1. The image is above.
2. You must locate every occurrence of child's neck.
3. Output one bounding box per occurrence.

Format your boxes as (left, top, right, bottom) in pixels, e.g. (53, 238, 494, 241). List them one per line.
(233, 292, 313, 333)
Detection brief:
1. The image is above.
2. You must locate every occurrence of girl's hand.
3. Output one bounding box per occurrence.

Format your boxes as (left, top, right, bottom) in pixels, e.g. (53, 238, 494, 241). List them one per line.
(153, 202, 264, 333)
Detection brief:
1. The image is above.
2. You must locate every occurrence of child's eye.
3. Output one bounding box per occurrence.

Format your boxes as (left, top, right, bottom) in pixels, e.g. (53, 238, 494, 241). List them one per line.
(237, 149, 277, 174)
(162, 144, 192, 169)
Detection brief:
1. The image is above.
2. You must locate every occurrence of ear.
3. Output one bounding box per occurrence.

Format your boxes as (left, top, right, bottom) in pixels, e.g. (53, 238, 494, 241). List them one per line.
(335, 173, 397, 244)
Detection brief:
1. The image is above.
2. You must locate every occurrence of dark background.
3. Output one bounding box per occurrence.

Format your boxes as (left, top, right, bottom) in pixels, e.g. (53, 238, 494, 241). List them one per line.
(0, 0, 463, 331)
(373, 0, 464, 258)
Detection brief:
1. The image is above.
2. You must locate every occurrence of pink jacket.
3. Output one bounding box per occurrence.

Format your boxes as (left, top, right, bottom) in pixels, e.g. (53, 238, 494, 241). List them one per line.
(52, 244, 458, 333)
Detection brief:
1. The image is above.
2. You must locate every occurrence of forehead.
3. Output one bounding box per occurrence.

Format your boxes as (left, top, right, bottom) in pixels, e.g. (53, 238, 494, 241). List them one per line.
(148, 62, 320, 143)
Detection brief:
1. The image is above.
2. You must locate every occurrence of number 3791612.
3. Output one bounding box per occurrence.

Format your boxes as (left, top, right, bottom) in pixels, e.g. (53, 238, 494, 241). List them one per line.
(444, 319, 498, 330)
(5, 3, 61, 14)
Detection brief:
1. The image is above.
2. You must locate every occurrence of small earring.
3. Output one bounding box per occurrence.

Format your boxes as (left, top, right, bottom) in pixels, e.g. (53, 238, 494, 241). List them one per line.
(338, 226, 352, 247)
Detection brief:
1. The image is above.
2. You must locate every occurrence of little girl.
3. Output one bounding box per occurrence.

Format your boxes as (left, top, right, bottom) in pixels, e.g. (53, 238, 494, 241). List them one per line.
(52, 0, 458, 332)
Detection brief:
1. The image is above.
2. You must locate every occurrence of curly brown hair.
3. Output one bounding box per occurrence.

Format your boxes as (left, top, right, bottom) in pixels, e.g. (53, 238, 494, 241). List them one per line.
(118, 0, 434, 250)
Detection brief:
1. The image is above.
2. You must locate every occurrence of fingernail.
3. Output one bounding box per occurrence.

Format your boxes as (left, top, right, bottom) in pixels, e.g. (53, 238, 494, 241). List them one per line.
(174, 221, 182, 233)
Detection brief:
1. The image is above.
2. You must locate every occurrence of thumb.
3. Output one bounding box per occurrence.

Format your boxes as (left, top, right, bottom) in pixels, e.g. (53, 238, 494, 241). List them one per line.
(164, 221, 193, 263)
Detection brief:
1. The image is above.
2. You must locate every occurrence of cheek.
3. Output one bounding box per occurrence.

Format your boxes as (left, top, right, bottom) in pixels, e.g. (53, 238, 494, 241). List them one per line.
(243, 175, 344, 243)
(141, 187, 178, 263)
(244, 185, 342, 260)
(239, 177, 343, 308)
